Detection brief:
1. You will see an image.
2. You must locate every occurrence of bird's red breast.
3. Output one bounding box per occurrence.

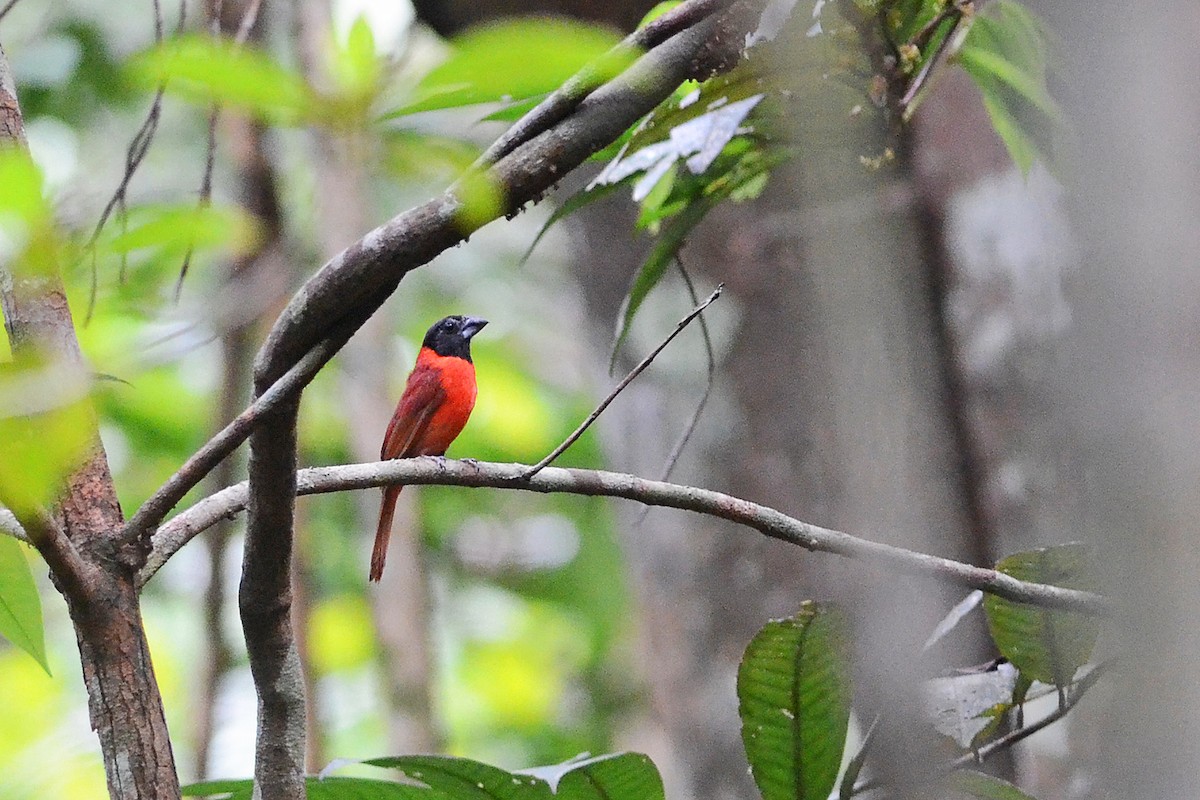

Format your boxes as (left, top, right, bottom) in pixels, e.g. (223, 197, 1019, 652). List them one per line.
(381, 347, 478, 460)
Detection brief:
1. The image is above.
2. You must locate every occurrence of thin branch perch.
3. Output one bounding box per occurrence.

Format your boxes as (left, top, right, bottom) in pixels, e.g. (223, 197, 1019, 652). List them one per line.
(142, 458, 1109, 615)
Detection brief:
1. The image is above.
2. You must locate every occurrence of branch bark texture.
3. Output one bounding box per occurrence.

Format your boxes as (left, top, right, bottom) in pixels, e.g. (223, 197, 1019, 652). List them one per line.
(1, 45, 180, 800)
(152, 459, 1109, 615)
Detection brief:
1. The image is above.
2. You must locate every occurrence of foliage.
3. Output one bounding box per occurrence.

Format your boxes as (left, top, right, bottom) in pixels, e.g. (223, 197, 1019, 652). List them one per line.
(0, 1, 1078, 798)
(983, 543, 1099, 687)
(182, 752, 663, 800)
(0, 537, 49, 675)
(738, 602, 852, 800)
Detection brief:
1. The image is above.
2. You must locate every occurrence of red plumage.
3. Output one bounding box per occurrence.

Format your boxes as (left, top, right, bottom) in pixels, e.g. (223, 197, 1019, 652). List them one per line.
(371, 316, 486, 582)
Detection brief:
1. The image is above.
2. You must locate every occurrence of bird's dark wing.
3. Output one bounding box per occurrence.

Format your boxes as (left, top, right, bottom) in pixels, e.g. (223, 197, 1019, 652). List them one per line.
(381, 367, 447, 460)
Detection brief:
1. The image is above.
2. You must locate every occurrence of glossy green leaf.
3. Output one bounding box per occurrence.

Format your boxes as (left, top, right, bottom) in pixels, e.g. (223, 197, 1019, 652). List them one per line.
(738, 602, 853, 800)
(983, 543, 1099, 687)
(129, 35, 317, 123)
(384, 19, 628, 117)
(948, 770, 1038, 800)
(363, 752, 662, 800)
(611, 193, 717, 367)
(0, 536, 50, 676)
(958, 0, 1060, 174)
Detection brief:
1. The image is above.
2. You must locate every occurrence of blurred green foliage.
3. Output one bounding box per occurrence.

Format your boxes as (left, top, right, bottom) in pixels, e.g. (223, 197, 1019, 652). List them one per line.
(0, 0, 1068, 797)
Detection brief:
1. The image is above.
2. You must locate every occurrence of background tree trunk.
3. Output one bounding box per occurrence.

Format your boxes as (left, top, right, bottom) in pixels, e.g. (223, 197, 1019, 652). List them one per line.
(1, 45, 181, 800)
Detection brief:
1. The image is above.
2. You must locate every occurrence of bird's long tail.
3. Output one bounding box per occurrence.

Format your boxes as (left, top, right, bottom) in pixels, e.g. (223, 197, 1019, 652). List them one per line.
(370, 485, 401, 582)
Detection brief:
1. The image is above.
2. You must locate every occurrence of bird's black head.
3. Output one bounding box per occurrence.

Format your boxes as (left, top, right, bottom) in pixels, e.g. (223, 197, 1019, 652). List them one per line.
(422, 315, 488, 361)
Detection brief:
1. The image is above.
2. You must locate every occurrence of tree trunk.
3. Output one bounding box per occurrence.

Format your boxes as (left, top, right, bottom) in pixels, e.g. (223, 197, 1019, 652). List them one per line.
(1, 44, 181, 800)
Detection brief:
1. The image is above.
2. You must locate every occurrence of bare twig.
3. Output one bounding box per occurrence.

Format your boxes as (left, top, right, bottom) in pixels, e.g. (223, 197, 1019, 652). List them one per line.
(143, 458, 1110, 616)
(0, 0, 24, 25)
(657, 258, 718, 481)
(523, 283, 723, 479)
(85, 0, 170, 319)
(849, 662, 1111, 797)
(175, 105, 220, 301)
(174, 0, 263, 300)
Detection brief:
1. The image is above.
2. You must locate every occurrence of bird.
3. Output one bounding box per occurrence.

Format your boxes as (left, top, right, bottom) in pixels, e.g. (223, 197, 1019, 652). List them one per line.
(370, 314, 488, 582)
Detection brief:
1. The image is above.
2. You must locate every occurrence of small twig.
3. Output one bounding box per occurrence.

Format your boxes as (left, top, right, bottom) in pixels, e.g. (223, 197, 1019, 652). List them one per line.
(0, 0, 24, 25)
(960, 661, 1109, 767)
(849, 661, 1111, 797)
(523, 283, 723, 480)
(85, 0, 169, 319)
(174, 105, 220, 301)
(657, 258, 717, 481)
(899, 10, 971, 114)
(634, 259, 718, 526)
(175, 0, 262, 301)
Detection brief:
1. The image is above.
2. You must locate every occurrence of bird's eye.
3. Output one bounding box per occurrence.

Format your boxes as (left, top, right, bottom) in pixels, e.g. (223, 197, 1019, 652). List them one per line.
(442, 320, 456, 331)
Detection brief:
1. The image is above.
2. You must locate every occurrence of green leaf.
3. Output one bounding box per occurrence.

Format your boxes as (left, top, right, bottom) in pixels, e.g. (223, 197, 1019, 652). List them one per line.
(958, 0, 1061, 173)
(384, 19, 628, 117)
(129, 35, 317, 124)
(0, 359, 95, 516)
(983, 543, 1099, 687)
(362, 752, 663, 800)
(738, 602, 853, 800)
(520, 178, 630, 266)
(0, 536, 50, 676)
(948, 770, 1038, 800)
(611, 193, 718, 367)
(366, 754, 543, 800)
(97, 203, 261, 257)
(544, 753, 664, 800)
(957, 47, 1061, 120)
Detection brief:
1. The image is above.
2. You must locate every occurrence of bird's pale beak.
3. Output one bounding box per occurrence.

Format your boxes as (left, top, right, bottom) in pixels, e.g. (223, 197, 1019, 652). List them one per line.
(461, 317, 489, 339)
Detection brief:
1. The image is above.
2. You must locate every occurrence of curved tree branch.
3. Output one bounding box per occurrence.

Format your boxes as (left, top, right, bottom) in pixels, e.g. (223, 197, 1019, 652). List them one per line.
(232, 8, 735, 798)
(142, 458, 1109, 615)
(123, 2, 733, 544)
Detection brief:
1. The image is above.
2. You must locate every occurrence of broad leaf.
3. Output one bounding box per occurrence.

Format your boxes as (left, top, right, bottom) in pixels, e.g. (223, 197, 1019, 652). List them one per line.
(738, 602, 853, 800)
(958, 0, 1060, 174)
(948, 770, 1038, 800)
(384, 19, 628, 117)
(0, 535, 50, 675)
(983, 543, 1099, 687)
(364, 752, 663, 800)
(130, 35, 317, 124)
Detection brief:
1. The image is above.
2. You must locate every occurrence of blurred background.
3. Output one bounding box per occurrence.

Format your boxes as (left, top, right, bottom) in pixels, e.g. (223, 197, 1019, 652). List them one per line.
(1, 0, 1197, 799)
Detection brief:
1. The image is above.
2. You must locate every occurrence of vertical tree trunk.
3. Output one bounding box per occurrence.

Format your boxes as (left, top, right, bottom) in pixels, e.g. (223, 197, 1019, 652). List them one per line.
(1, 44, 181, 800)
